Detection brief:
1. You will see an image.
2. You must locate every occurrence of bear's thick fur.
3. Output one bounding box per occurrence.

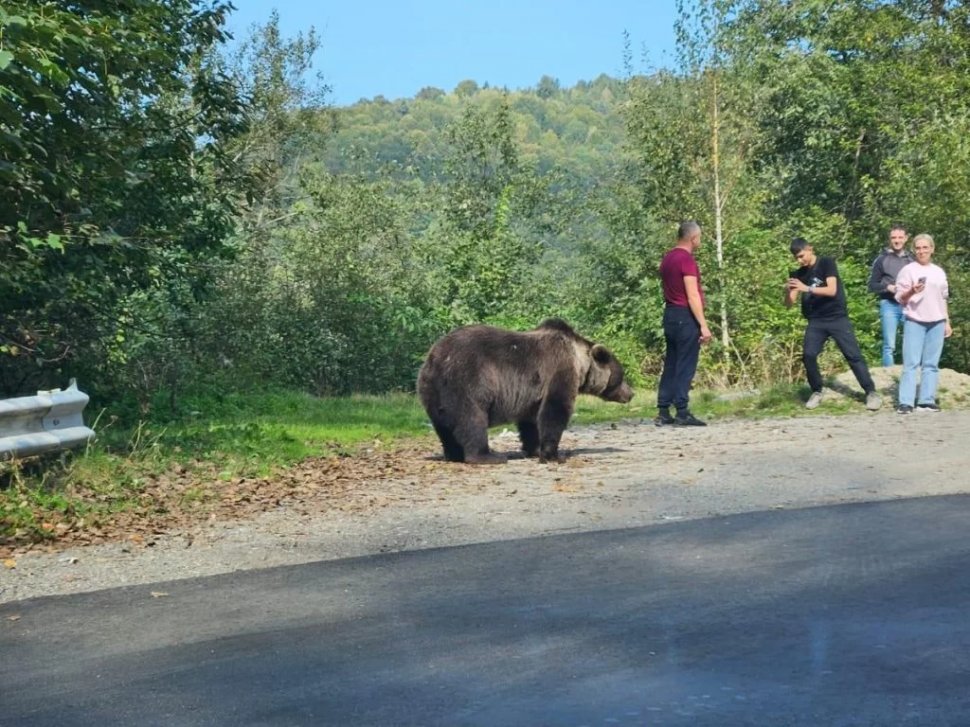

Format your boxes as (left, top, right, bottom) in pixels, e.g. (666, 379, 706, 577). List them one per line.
(417, 318, 634, 464)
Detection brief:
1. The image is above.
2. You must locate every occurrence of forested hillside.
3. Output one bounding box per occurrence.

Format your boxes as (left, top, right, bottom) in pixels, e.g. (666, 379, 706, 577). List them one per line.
(3, 0, 970, 414)
(321, 74, 627, 184)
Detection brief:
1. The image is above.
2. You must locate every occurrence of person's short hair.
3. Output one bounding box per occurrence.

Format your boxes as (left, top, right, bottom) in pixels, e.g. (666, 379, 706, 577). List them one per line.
(890, 222, 907, 234)
(790, 237, 810, 255)
(677, 220, 700, 240)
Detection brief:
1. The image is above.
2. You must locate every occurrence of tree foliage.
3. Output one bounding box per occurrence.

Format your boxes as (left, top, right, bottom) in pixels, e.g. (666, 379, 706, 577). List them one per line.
(5, 1, 970, 412)
(0, 0, 250, 395)
(619, 0, 970, 381)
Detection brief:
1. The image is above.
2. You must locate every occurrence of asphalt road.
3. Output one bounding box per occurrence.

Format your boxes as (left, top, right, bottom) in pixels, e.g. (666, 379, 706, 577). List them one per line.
(3, 495, 970, 726)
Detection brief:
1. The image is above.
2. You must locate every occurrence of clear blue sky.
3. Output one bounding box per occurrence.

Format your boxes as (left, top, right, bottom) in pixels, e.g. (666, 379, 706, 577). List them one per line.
(225, 1, 680, 106)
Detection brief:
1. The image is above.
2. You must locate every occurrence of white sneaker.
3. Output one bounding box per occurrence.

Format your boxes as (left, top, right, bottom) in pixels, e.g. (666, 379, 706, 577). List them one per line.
(866, 392, 882, 411)
(806, 391, 823, 409)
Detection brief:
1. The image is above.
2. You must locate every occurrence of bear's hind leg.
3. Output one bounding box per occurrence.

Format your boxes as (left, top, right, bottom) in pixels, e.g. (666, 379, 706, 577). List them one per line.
(430, 419, 465, 462)
(457, 409, 507, 465)
(517, 420, 540, 457)
(537, 383, 574, 463)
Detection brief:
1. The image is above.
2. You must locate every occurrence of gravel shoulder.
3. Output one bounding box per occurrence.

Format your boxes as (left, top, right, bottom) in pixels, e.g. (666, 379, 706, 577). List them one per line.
(4, 398, 968, 605)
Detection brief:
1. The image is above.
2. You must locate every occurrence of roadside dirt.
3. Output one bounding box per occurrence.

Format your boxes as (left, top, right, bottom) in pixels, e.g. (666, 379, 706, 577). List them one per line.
(2, 365, 969, 605)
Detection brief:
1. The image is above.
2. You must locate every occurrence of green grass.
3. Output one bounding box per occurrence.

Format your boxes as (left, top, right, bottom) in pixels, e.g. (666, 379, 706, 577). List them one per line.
(90, 390, 431, 474)
(573, 380, 869, 423)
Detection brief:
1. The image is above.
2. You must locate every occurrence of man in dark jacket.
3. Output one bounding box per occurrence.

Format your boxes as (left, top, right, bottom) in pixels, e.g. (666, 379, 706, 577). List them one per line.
(867, 224, 914, 366)
(785, 238, 882, 411)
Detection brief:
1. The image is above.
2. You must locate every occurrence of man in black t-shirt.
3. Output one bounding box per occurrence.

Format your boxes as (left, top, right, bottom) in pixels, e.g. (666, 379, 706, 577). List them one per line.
(784, 238, 882, 411)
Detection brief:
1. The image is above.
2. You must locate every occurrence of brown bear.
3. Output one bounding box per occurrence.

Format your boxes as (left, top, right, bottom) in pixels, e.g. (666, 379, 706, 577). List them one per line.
(416, 318, 634, 464)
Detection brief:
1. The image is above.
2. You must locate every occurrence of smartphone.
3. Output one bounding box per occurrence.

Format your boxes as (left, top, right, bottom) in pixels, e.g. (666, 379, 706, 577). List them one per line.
(918, 276, 927, 285)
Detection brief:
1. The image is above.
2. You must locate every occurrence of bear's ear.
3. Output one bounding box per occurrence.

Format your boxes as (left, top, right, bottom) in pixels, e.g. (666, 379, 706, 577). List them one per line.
(591, 344, 612, 364)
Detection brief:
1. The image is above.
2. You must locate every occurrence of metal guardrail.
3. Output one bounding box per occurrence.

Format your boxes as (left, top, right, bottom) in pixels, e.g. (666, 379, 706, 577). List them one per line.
(0, 379, 95, 459)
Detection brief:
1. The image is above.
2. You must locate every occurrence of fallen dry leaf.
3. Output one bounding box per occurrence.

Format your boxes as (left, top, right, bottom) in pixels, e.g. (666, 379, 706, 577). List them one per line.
(0, 437, 456, 555)
(3, 559, 15, 570)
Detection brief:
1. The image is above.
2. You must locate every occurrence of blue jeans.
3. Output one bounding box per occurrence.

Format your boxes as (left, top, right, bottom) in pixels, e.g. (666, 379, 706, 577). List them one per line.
(898, 318, 946, 406)
(879, 298, 904, 367)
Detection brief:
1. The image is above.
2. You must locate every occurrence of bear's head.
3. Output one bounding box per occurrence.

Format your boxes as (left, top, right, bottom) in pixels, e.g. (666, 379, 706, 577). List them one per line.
(586, 344, 634, 403)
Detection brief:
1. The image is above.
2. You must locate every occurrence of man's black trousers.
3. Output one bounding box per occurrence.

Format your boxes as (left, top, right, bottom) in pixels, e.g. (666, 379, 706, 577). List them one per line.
(802, 316, 875, 394)
(658, 305, 700, 415)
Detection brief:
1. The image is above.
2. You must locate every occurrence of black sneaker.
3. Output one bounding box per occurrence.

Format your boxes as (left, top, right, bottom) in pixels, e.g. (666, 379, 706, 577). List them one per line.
(896, 404, 914, 414)
(654, 412, 675, 427)
(673, 412, 707, 427)
(916, 402, 941, 412)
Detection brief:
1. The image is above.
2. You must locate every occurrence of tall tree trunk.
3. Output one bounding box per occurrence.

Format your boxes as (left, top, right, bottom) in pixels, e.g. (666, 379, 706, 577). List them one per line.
(711, 69, 730, 348)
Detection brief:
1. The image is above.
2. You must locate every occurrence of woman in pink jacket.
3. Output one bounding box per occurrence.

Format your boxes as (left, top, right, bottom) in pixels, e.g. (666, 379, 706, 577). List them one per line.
(894, 233, 952, 413)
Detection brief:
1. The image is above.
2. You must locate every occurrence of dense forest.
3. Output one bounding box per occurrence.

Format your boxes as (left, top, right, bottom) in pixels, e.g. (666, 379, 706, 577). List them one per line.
(3, 0, 970, 414)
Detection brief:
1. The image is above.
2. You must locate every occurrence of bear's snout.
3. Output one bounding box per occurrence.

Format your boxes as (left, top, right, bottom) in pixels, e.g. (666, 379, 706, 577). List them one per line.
(605, 381, 634, 404)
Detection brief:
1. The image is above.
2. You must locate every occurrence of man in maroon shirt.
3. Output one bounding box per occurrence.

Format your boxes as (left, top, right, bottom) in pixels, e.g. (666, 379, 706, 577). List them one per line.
(656, 220, 713, 426)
